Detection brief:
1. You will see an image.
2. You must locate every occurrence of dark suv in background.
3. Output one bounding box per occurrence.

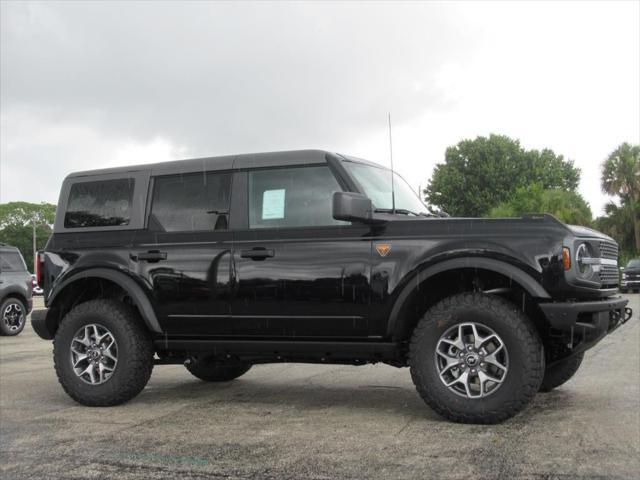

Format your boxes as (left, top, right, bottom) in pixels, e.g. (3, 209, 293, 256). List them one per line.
(32, 150, 632, 423)
(0, 243, 33, 336)
(621, 259, 640, 293)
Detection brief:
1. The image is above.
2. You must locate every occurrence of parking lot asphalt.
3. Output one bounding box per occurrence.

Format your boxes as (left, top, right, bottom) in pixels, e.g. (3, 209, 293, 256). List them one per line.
(0, 295, 638, 480)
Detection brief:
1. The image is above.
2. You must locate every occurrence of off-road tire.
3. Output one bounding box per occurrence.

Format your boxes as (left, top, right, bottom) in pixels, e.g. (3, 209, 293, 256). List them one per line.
(409, 293, 544, 424)
(0, 297, 27, 336)
(539, 352, 584, 392)
(186, 356, 251, 382)
(53, 299, 154, 406)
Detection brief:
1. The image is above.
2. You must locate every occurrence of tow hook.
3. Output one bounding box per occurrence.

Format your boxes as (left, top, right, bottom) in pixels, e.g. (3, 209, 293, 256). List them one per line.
(623, 307, 633, 323)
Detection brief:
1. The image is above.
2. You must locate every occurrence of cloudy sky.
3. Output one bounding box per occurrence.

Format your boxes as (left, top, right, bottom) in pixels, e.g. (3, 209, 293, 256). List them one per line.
(1, 1, 638, 216)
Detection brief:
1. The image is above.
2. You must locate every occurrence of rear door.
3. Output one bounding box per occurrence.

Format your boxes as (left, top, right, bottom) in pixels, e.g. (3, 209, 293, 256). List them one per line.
(132, 171, 234, 336)
(230, 164, 374, 338)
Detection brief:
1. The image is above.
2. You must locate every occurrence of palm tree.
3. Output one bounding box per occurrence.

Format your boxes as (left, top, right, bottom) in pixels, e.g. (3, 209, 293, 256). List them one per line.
(601, 143, 640, 251)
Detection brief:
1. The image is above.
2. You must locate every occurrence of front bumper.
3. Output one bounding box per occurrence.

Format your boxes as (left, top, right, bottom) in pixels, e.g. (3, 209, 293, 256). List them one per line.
(539, 297, 632, 354)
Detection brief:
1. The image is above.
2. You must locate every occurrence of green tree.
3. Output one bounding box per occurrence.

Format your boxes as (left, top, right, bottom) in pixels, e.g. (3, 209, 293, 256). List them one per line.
(425, 134, 581, 217)
(488, 184, 592, 225)
(594, 202, 635, 262)
(601, 142, 639, 252)
(0, 202, 57, 271)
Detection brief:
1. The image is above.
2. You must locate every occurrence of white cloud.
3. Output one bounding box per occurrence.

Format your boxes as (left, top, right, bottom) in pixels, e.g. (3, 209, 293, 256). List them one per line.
(113, 138, 188, 168)
(1, 1, 638, 218)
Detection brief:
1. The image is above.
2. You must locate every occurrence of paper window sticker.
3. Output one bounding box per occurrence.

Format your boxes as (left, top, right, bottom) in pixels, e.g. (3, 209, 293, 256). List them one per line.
(262, 189, 285, 219)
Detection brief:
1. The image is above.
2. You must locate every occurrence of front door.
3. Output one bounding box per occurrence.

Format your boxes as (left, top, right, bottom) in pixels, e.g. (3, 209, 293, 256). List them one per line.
(231, 164, 373, 338)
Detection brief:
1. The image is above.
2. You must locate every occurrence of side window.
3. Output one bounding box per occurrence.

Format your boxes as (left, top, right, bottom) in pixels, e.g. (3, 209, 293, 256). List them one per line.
(248, 165, 346, 229)
(64, 178, 134, 228)
(0, 252, 27, 272)
(151, 172, 232, 232)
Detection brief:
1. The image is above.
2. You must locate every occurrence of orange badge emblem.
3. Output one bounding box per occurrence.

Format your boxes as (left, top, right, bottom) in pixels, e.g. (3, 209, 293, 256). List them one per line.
(375, 243, 391, 257)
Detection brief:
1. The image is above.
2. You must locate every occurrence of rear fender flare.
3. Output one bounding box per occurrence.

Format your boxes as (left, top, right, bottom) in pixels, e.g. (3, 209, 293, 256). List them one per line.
(47, 268, 162, 334)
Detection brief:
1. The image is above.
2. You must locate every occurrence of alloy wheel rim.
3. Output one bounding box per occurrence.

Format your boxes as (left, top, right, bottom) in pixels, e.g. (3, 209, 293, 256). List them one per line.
(3, 302, 24, 331)
(70, 323, 118, 385)
(434, 322, 509, 399)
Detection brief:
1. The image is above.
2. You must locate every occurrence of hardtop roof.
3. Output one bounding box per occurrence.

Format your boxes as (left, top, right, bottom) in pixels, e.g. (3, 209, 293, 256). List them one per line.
(66, 149, 359, 178)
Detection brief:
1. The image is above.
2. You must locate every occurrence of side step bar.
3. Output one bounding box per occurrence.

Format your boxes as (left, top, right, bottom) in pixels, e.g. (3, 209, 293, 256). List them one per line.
(154, 339, 400, 363)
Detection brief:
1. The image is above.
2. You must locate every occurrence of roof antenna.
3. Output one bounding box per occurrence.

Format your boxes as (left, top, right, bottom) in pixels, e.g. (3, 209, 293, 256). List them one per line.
(388, 113, 396, 214)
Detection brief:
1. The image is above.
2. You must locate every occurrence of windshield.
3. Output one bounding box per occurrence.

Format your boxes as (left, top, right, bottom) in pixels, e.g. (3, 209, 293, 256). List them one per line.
(343, 161, 427, 214)
(627, 259, 640, 268)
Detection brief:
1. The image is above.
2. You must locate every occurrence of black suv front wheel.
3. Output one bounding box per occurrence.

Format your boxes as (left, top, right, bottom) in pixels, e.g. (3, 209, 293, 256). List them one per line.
(539, 352, 584, 392)
(53, 300, 154, 406)
(409, 293, 544, 424)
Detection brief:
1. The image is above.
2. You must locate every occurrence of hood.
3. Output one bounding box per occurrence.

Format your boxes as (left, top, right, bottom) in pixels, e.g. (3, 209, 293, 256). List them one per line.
(566, 224, 615, 242)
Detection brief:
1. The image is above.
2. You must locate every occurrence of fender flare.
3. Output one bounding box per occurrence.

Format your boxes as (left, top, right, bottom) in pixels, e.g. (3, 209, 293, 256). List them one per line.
(1, 288, 28, 305)
(387, 256, 551, 339)
(47, 268, 162, 334)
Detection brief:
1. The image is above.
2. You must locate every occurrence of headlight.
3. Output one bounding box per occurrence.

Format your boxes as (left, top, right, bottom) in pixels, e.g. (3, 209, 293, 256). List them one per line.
(575, 243, 592, 277)
(622, 273, 628, 279)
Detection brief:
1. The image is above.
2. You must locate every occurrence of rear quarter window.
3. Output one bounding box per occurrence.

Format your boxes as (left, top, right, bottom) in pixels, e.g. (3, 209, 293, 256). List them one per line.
(64, 179, 134, 228)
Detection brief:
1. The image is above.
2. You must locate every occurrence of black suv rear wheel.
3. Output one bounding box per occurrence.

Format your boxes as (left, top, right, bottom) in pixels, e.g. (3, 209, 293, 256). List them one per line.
(53, 299, 154, 406)
(186, 356, 252, 382)
(409, 293, 544, 424)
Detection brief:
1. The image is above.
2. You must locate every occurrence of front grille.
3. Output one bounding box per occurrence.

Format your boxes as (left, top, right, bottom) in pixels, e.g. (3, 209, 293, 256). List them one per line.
(599, 264, 619, 286)
(597, 240, 619, 287)
(599, 241, 618, 260)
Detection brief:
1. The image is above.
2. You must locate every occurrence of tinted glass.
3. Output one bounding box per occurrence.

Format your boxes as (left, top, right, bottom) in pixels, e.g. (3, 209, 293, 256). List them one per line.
(249, 166, 346, 229)
(0, 251, 27, 272)
(64, 179, 134, 228)
(151, 172, 232, 231)
(627, 259, 640, 268)
(343, 161, 427, 214)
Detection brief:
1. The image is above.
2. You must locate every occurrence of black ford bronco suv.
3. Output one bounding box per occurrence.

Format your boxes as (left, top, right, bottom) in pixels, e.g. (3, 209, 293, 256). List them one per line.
(32, 150, 632, 423)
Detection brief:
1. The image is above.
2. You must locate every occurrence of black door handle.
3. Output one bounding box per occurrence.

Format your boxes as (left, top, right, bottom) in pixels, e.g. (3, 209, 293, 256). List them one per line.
(131, 250, 167, 262)
(240, 248, 275, 260)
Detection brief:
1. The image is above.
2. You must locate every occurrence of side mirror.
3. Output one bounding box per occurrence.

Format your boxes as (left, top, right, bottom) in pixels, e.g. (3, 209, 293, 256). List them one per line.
(332, 191, 377, 223)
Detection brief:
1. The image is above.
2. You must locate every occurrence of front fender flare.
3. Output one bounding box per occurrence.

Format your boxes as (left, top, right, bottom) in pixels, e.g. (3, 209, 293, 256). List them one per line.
(46, 268, 162, 336)
(387, 257, 551, 339)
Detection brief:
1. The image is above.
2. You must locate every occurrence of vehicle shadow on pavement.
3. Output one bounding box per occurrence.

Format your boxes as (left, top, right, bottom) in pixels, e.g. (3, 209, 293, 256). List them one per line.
(126, 373, 587, 426)
(128, 376, 441, 419)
